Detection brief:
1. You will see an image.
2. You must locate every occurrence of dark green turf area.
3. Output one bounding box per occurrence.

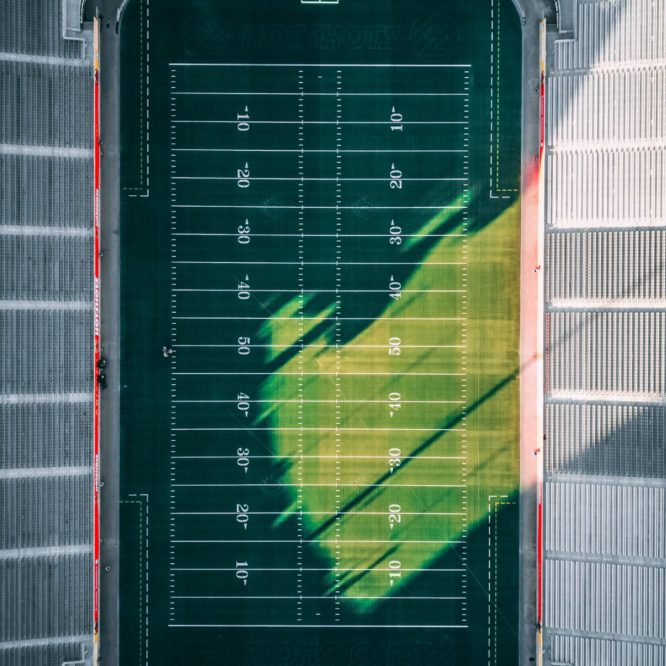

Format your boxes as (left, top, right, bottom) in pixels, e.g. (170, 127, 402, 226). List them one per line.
(118, 0, 522, 663)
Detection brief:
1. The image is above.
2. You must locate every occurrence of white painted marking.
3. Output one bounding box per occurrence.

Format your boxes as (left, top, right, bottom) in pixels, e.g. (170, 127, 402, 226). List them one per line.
(175, 148, 464, 153)
(174, 538, 463, 542)
(174, 286, 465, 292)
(174, 566, 464, 572)
(169, 624, 468, 629)
(174, 511, 463, 516)
(175, 456, 464, 461)
(174, 595, 463, 600)
(173, 427, 463, 432)
(173, 316, 464, 321)
(174, 343, 464, 349)
(174, 175, 464, 181)
(173, 204, 464, 210)
(175, 91, 464, 96)
(173, 371, 464, 377)
(174, 398, 463, 404)
(169, 62, 471, 68)
(175, 120, 465, 125)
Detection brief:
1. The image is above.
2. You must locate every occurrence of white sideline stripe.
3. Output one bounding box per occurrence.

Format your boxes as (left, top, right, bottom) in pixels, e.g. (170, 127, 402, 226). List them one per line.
(170, 62, 471, 67)
(174, 205, 464, 210)
(175, 92, 465, 97)
(174, 288, 464, 292)
(0, 393, 92, 406)
(173, 316, 464, 321)
(174, 148, 464, 154)
(173, 371, 463, 376)
(174, 566, 464, 571)
(0, 466, 91, 480)
(175, 456, 464, 461)
(170, 624, 467, 629)
(175, 399, 463, 404)
(175, 484, 463, 489)
(173, 427, 463, 432)
(175, 120, 465, 125)
(0, 300, 92, 311)
(174, 595, 463, 601)
(174, 176, 465, 181)
(0, 52, 87, 67)
(173, 233, 466, 239)
(174, 538, 463, 543)
(0, 225, 92, 237)
(548, 390, 666, 406)
(0, 545, 92, 561)
(174, 343, 465, 349)
(174, 510, 464, 515)
(173, 259, 467, 264)
(0, 144, 92, 158)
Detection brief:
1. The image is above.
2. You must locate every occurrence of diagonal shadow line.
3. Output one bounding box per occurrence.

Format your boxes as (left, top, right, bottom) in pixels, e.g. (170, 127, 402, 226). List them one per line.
(264, 314, 335, 374)
(330, 544, 402, 598)
(307, 367, 520, 541)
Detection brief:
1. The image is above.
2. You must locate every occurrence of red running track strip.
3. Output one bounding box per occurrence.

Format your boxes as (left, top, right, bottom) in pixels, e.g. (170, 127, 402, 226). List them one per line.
(92, 17, 101, 657)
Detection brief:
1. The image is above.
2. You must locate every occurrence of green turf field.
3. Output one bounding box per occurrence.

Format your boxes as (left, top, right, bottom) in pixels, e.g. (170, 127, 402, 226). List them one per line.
(118, 0, 522, 663)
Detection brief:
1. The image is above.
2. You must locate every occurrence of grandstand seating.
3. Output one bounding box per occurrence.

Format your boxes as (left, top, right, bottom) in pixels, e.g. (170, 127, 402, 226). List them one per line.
(543, 1, 666, 664)
(0, 0, 93, 663)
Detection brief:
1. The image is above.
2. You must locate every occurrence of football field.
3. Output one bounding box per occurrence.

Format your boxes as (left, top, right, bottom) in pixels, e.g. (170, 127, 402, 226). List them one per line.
(117, 0, 522, 663)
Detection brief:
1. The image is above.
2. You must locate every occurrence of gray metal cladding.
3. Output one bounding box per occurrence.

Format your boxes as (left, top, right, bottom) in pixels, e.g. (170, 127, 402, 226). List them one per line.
(545, 230, 666, 303)
(545, 403, 665, 478)
(546, 311, 666, 395)
(0, 643, 89, 666)
(0, 155, 92, 228)
(0, 555, 92, 642)
(0, 234, 92, 300)
(0, 403, 92, 469)
(0, 0, 82, 59)
(0, 61, 92, 148)
(547, 634, 666, 666)
(0, 474, 92, 550)
(0, 310, 92, 394)
(544, 559, 666, 639)
(544, 479, 666, 561)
